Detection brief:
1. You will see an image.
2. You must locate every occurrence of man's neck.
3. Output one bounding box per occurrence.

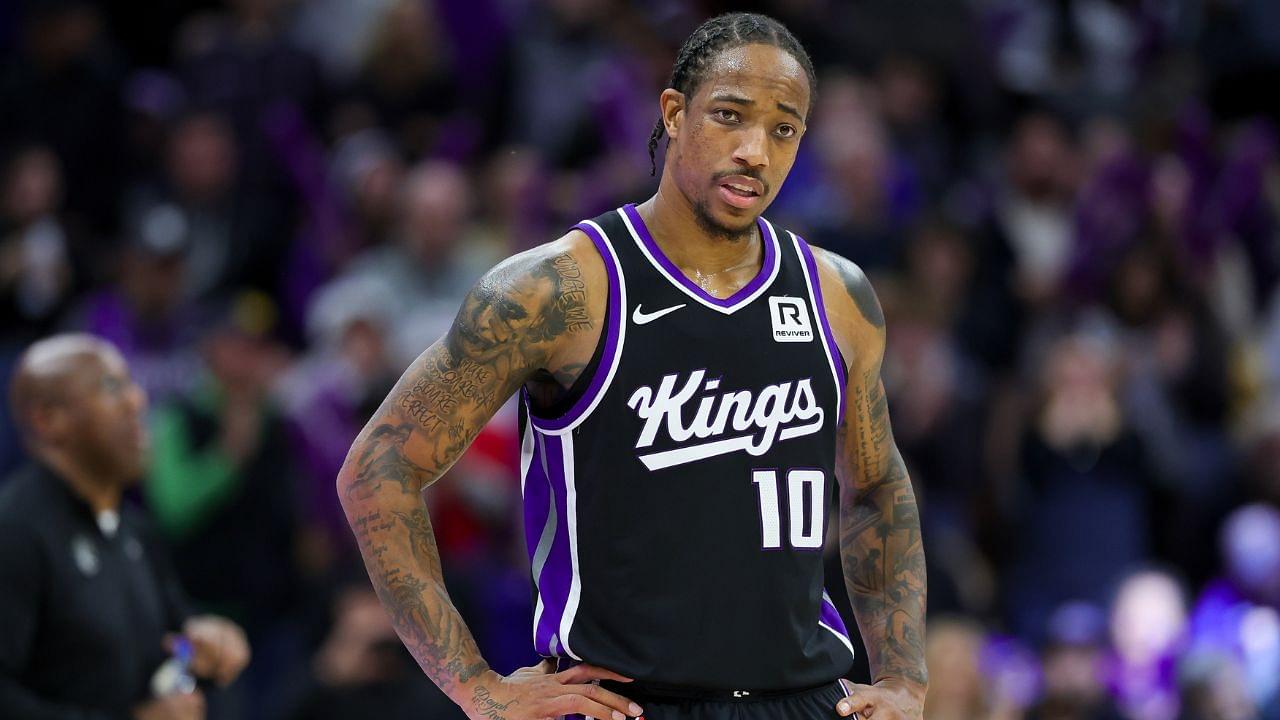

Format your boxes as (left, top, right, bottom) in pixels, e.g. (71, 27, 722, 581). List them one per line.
(637, 182, 761, 275)
(36, 450, 123, 515)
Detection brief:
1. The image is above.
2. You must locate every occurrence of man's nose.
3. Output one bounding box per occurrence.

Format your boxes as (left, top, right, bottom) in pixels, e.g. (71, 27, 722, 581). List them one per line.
(732, 125, 770, 169)
(126, 381, 148, 415)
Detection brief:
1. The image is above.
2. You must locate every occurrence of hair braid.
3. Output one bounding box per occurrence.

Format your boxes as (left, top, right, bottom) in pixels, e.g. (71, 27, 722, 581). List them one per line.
(647, 12, 817, 176)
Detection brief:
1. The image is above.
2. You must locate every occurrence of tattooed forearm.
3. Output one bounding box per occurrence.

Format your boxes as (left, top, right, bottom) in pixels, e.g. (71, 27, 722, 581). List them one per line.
(351, 505, 487, 686)
(337, 244, 598, 705)
(393, 508, 437, 565)
(471, 686, 519, 720)
(842, 462, 927, 686)
(840, 369, 928, 689)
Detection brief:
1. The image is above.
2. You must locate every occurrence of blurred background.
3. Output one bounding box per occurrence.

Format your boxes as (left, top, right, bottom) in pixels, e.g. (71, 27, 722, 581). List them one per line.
(2, 0, 1280, 718)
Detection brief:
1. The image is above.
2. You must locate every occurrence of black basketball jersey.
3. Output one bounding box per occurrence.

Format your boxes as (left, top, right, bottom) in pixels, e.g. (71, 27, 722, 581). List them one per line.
(518, 203, 855, 691)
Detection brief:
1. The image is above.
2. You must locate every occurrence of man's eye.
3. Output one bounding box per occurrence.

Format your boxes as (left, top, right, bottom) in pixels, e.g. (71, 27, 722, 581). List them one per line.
(777, 125, 797, 138)
(714, 109, 739, 122)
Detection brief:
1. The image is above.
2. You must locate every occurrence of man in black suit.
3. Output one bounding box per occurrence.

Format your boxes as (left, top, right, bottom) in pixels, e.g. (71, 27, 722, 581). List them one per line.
(0, 334, 250, 720)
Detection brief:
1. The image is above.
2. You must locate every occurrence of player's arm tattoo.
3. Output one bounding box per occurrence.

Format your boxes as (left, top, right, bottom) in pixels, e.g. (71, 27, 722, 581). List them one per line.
(471, 685, 519, 720)
(827, 250, 928, 693)
(337, 247, 594, 702)
(841, 371, 927, 688)
(826, 254, 885, 331)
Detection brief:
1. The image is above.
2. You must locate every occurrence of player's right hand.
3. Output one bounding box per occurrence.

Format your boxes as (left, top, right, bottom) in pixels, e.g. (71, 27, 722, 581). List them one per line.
(132, 690, 206, 720)
(462, 660, 645, 720)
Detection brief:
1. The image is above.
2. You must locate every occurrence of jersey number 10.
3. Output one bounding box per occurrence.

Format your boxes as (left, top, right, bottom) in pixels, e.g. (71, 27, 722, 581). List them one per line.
(751, 469, 825, 549)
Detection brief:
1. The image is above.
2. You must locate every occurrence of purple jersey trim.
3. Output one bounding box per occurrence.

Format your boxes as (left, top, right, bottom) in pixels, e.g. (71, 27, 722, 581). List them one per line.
(520, 409, 552, 577)
(821, 592, 851, 637)
(532, 433, 574, 655)
(621, 203, 777, 310)
(793, 235, 848, 425)
(527, 220, 625, 432)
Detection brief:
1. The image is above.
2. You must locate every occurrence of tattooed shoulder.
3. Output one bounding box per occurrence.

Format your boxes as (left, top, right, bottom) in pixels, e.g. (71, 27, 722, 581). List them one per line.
(811, 246, 885, 330)
(446, 233, 605, 368)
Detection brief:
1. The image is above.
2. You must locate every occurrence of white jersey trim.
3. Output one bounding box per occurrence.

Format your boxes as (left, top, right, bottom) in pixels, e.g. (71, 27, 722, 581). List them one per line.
(558, 432, 583, 660)
(821, 620, 857, 660)
(528, 430, 557, 648)
(791, 231, 846, 424)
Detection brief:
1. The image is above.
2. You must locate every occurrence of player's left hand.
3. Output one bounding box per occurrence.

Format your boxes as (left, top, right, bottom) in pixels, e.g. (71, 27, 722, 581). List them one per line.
(835, 678, 925, 719)
(166, 615, 251, 686)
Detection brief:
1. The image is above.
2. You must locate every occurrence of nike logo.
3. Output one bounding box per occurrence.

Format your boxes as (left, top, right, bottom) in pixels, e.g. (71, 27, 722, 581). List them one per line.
(632, 303, 686, 325)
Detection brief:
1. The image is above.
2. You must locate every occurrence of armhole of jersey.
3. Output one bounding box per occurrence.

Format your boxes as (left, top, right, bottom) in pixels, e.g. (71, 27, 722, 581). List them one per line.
(529, 294, 610, 419)
(526, 220, 627, 435)
(791, 232, 848, 425)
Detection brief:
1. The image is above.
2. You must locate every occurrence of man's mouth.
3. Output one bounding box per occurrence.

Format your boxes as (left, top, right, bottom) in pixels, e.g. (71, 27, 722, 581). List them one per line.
(717, 175, 764, 209)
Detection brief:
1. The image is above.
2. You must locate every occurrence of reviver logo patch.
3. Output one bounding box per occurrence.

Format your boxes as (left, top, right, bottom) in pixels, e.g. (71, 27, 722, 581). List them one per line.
(769, 296, 813, 342)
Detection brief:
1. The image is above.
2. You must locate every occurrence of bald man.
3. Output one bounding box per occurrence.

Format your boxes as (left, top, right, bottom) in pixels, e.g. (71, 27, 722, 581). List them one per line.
(0, 334, 249, 720)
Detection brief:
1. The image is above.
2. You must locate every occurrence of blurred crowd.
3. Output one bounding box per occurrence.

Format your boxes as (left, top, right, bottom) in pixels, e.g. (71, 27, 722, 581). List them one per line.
(3, 0, 1280, 718)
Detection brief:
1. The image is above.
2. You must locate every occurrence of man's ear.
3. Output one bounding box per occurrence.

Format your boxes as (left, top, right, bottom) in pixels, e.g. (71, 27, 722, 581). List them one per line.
(660, 88, 685, 140)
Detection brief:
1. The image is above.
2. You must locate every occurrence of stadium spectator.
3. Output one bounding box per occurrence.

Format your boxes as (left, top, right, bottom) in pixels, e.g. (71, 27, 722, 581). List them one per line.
(1003, 329, 1160, 642)
(923, 618, 995, 720)
(144, 296, 297, 717)
(67, 202, 209, 405)
(0, 145, 75, 338)
(324, 159, 495, 366)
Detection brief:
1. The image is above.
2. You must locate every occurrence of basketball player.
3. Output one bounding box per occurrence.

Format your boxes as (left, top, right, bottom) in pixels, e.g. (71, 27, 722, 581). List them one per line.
(337, 13, 926, 720)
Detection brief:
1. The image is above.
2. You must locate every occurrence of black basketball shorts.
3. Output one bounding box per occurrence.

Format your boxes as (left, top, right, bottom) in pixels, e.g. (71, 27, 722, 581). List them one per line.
(575, 679, 852, 720)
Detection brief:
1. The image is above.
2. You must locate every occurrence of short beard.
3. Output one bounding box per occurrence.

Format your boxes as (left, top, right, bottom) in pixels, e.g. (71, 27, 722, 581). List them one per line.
(692, 196, 756, 243)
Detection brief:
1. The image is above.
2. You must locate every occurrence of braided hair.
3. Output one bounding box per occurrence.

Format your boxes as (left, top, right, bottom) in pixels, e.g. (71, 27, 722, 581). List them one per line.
(647, 13, 817, 176)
